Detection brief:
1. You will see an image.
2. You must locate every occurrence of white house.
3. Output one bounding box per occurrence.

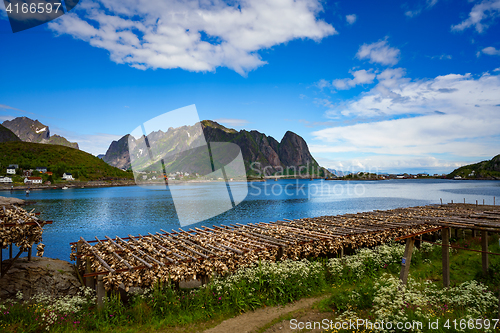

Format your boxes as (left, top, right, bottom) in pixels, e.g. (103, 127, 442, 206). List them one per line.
(6, 167, 16, 175)
(24, 177, 42, 184)
(0, 177, 12, 183)
(62, 173, 74, 180)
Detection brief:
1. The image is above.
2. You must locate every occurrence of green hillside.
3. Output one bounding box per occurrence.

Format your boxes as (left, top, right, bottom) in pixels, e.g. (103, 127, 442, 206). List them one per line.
(448, 154, 500, 179)
(0, 142, 133, 181)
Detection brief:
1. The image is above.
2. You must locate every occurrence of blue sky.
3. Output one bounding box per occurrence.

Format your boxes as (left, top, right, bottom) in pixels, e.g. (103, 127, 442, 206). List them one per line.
(1, 0, 500, 174)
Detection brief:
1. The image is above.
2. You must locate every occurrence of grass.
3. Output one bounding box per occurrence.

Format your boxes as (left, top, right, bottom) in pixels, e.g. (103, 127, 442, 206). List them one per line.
(1, 233, 500, 332)
(0, 142, 133, 181)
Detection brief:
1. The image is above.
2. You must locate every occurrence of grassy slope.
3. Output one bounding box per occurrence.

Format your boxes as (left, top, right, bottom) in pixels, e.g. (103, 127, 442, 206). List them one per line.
(448, 154, 500, 179)
(0, 142, 133, 181)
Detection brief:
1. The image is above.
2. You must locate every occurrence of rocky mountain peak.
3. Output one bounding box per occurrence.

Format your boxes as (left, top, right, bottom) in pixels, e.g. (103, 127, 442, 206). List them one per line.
(2, 117, 79, 149)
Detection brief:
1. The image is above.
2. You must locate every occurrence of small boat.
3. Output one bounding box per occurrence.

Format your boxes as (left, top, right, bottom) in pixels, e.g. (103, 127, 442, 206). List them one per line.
(62, 186, 69, 190)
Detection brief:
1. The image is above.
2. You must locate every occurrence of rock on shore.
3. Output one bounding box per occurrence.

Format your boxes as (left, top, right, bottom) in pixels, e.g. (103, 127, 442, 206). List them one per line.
(0, 257, 81, 301)
(0, 196, 25, 206)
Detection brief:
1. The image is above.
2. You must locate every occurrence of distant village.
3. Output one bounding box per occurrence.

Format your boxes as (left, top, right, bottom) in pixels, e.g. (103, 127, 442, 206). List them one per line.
(0, 164, 74, 185)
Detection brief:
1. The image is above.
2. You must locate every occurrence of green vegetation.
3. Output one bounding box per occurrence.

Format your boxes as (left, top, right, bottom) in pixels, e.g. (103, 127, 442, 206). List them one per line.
(1, 235, 499, 332)
(448, 154, 500, 179)
(0, 142, 133, 182)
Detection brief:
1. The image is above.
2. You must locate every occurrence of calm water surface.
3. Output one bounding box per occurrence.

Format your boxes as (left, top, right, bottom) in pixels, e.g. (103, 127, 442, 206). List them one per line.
(1, 179, 499, 260)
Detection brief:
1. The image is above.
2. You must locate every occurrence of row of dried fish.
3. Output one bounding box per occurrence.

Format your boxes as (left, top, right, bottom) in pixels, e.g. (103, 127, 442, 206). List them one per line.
(73, 218, 437, 291)
(0, 205, 46, 253)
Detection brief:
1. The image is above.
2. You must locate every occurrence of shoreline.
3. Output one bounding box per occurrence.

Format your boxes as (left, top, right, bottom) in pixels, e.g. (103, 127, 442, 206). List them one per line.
(0, 179, 137, 191)
(1, 177, 498, 192)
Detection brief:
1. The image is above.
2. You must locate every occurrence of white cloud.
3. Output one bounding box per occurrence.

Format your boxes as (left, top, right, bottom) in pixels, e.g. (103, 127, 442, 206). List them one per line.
(312, 72, 500, 158)
(213, 118, 249, 127)
(48, 0, 336, 76)
(346, 14, 357, 24)
(314, 98, 334, 109)
(315, 155, 463, 173)
(0, 104, 25, 112)
(332, 69, 376, 90)
(482, 46, 500, 56)
(356, 39, 400, 66)
(451, 0, 500, 33)
(405, 0, 439, 18)
(495, 67, 500, 72)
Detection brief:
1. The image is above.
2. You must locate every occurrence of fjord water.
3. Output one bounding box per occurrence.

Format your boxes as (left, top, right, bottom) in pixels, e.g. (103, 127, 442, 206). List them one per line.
(2, 179, 499, 260)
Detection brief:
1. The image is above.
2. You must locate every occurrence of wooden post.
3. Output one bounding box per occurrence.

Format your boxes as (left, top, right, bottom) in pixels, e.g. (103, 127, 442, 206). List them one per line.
(476, 200, 478, 206)
(454, 228, 458, 239)
(399, 237, 415, 285)
(76, 241, 82, 269)
(340, 246, 344, 258)
(442, 228, 450, 287)
(85, 257, 95, 289)
(0, 246, 2, 277)
(97, 275, 105, 308)
(472, 229, 477, 238)
(482, 231, 489, 275)
(464, 198, 466, 204)
(451, 200, 453, 204)
(9, 245, 12, 259)
(483, 199, 485, 205)
(440, 198, 442, 205)
(494, 197, 496, 206)
(27, 245, 32, 261)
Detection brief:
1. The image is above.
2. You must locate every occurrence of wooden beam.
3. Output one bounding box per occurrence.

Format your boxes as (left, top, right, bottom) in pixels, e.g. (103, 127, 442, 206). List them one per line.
(85, 257, 95, 289)
(442, 228, 450, 287)
(482, 230, 489, 274)
(399, 237, 415, 285)
(97, 275, 104, 308)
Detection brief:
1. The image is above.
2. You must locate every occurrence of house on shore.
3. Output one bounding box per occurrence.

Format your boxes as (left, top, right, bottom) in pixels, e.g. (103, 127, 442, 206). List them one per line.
(6, 167, 16, 175)
(62, 173, 74, 180)
(8, 164, 18, 169)
(0, 176, 12, 183)
(24, 177, 42, 184)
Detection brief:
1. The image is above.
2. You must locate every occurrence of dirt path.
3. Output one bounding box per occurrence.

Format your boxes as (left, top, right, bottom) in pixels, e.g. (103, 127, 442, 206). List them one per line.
(203, 295, 329, 333)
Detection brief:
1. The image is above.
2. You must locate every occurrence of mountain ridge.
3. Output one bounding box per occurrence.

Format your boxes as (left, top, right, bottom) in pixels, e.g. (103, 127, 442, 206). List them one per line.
(2, 117, 79, 149)
(102, 121, 328, 177)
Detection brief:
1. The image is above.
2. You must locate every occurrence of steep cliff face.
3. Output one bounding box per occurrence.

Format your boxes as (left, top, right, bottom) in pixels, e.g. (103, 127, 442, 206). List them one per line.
(101, 120, 325, 176)
(0, 124, 21, 143)
(278, 131, 316, 167)
(102, 134, 131, 169)
(2, 117, 79, 149)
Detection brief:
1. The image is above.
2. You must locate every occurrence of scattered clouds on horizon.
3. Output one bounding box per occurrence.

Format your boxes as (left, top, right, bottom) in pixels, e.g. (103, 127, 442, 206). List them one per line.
(53, 128, 123, 155)
(48, 0, 336, 76)
(214, 118, 249, 128)
(356, 39, 400, 66)
(451, 0, 500, 33)
(314, 155, 464, 174)
(346, 14, 357, 25)
(311, 71, 500, 164)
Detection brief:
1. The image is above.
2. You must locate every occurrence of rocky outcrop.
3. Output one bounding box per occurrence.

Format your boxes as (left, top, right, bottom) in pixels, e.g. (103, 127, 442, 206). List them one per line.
(102, 134, 131, 170)
(0, 196, 25, 206)
(101, 120, 327, 177)
(0, 257, 81, 301)
(2, 117, 79, 149)
(0, 125, 21, 143)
